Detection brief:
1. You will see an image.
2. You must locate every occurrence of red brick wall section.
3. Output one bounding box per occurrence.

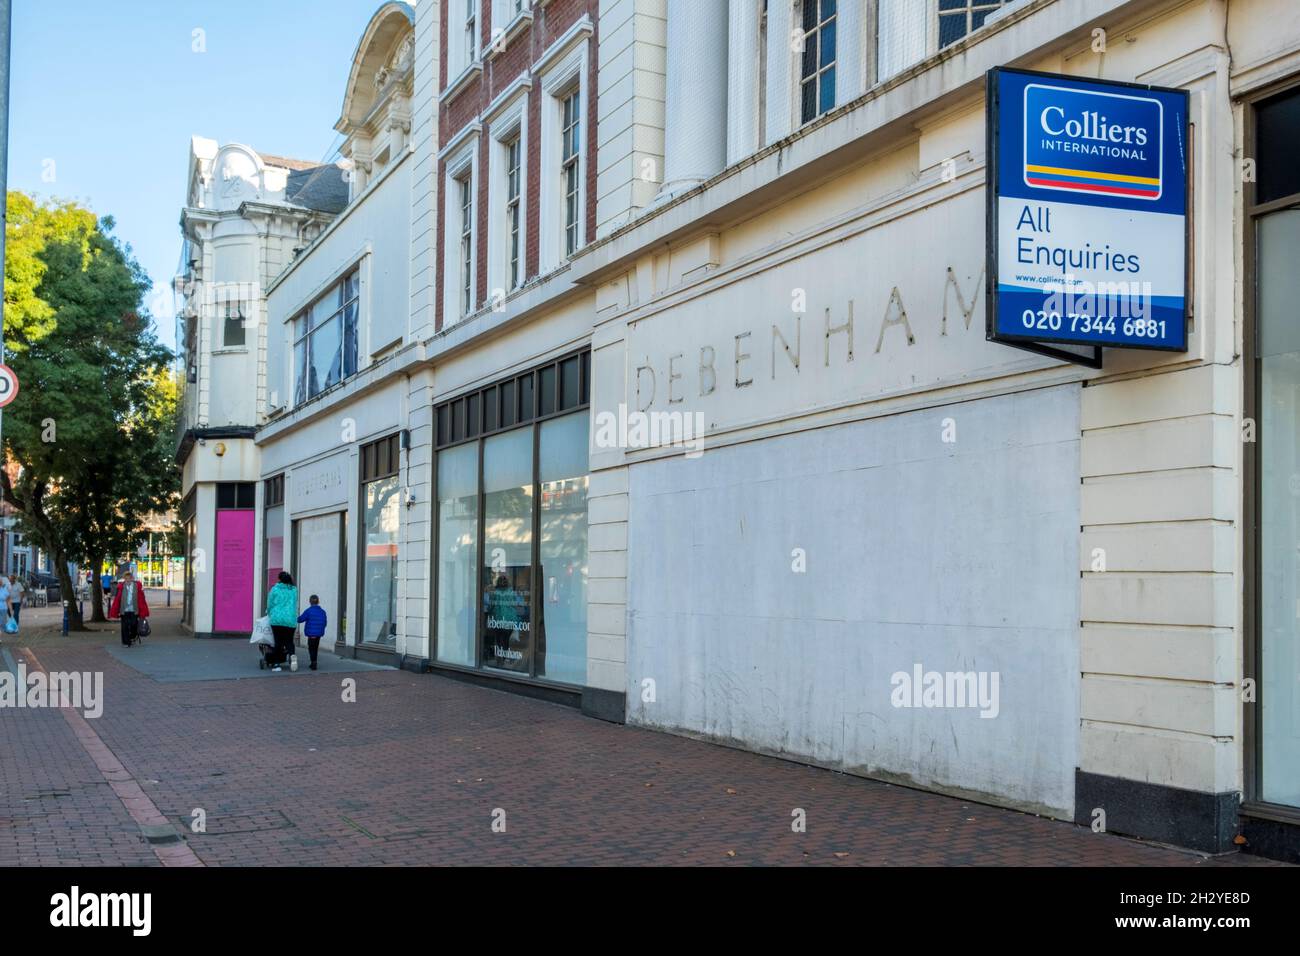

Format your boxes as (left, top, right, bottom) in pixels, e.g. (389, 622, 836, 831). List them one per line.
(476, 134, 490, 307)
(541, 0, 590, 46)
(488, 30, 530, 100)
(525, 78, 541, 279)
(435, 0, 600, 333)
(439, 1, 448, 90)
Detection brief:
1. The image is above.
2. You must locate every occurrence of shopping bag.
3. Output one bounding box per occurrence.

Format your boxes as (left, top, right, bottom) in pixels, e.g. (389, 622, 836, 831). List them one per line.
(137, 617, 151, 638)
(250, 615, 273, 645)
(3, 617, 16, 634)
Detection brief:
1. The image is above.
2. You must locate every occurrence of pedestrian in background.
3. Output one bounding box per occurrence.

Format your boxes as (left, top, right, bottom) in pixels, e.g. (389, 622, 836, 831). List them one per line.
(7, 574, 24, 624)
(108, 568, 150, 647)
(297, 594, 327, 671)
(265, 571, 299, 672)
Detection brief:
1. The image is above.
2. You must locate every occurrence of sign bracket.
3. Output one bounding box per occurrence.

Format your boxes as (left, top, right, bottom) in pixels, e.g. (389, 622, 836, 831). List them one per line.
(992, 336, 1102, 369)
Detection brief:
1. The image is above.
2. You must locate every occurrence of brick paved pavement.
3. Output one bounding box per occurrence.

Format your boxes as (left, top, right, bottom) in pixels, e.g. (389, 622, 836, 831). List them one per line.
(0, 606, 1288, 866)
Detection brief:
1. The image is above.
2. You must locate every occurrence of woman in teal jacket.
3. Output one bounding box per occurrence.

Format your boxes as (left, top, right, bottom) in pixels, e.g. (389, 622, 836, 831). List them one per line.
(265, 571, 300, 671)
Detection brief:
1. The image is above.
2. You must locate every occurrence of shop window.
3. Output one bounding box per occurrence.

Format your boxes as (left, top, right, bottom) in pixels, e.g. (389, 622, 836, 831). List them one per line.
(481, 428, 534, 674)
(432, 353, 591, 685)
(436, 443, 479, 666)
(432, 410, 589, 683)
(359, 434, 400, 647)
(536, 414, 588, 684)
(1254, 86, 1300, 810)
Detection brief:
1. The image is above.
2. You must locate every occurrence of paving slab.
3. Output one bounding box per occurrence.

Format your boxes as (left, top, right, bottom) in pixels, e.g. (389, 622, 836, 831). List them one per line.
(0, 613, 1290, 867)
(103, 639, 392, 682)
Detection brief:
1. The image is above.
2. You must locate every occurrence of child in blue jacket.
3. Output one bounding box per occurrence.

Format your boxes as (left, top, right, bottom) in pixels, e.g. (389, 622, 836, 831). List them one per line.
(297, 595, 328, 671)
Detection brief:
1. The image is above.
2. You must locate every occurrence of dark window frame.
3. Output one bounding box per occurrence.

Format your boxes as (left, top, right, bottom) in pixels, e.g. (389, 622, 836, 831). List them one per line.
(216, 482, 256, 510)
(936, 0, 1010, 51)
(799, 0, 837, 125)
(561, 88, 581, 257)
(1244, 77, 1300, 827)
(262, 474, 285, 613)
(506, 134, 522, 290)
(434, 347, 590, 451)
(357, 432, 402, 649)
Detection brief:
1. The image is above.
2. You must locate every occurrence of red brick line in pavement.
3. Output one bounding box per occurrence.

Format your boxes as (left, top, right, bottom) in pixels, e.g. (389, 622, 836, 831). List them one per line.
(20, 648, 203, 868)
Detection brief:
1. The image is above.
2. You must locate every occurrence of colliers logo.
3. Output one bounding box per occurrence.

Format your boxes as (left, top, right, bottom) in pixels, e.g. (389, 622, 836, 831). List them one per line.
(1023, 83, 1163, 200)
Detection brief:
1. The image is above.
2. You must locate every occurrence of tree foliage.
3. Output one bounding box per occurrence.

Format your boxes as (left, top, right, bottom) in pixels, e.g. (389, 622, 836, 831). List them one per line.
(2, 192, 177, 628)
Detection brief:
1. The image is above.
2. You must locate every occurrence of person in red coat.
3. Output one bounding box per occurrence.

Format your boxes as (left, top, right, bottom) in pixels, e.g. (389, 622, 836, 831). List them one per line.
(108, 569, 150, 647)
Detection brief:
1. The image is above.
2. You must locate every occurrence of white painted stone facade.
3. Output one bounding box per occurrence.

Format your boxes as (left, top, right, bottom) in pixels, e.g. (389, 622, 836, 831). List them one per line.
(178, 0, 1300, 854)
(176, 136, 345, 636)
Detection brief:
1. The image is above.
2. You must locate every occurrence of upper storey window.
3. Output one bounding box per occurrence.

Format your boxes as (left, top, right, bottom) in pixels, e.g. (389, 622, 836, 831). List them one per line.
(294, 270, 360, 405)
(449, 0, 480, 80)
(799, 0, 837, 125)
(938, 0, 1011, 48)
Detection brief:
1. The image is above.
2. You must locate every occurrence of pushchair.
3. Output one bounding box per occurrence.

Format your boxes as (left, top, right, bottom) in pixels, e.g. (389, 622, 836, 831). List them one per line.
(250, 617, 284, 670)
(257, 640, 284, 669)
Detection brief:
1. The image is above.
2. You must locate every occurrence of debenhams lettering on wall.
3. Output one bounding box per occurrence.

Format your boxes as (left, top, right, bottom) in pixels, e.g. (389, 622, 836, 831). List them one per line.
(622, 258, 1004, 444)
(613, 176, 1045, 436)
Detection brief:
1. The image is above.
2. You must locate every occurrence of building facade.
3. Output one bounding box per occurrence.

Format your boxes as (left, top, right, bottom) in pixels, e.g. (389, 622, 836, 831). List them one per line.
(184, 0, 1300, 861)
(174, 137, 347, 637)
(255, 0, 434, 660)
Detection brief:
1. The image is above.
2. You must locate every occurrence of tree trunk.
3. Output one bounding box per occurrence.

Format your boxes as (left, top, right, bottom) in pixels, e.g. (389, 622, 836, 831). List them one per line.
(90, 557, 108, 623)
(54, 557, 87, 632)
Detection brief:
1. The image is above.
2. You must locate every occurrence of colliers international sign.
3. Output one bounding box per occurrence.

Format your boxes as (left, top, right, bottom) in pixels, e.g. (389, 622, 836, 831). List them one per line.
(986, 68, 1189, 366)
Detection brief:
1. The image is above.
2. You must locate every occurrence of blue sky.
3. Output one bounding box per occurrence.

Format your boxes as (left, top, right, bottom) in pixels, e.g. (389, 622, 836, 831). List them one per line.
(7, 0, 382, 352)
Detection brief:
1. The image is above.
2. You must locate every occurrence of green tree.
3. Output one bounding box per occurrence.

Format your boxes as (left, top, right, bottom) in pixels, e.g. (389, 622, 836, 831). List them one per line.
(1, 192, 175, 629)
(64, 366, 180, 622)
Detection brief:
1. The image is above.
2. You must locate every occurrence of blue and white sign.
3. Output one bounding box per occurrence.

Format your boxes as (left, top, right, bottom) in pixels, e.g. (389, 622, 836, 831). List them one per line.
(987, 68, 1189, 353)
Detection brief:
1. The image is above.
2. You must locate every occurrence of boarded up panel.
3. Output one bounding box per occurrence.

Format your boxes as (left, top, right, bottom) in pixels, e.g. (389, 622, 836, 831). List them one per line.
(626, 384, 1081, 817)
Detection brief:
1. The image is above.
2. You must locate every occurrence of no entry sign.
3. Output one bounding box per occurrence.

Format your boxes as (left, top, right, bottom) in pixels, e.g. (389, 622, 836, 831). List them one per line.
(0, 365, 18, 408)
